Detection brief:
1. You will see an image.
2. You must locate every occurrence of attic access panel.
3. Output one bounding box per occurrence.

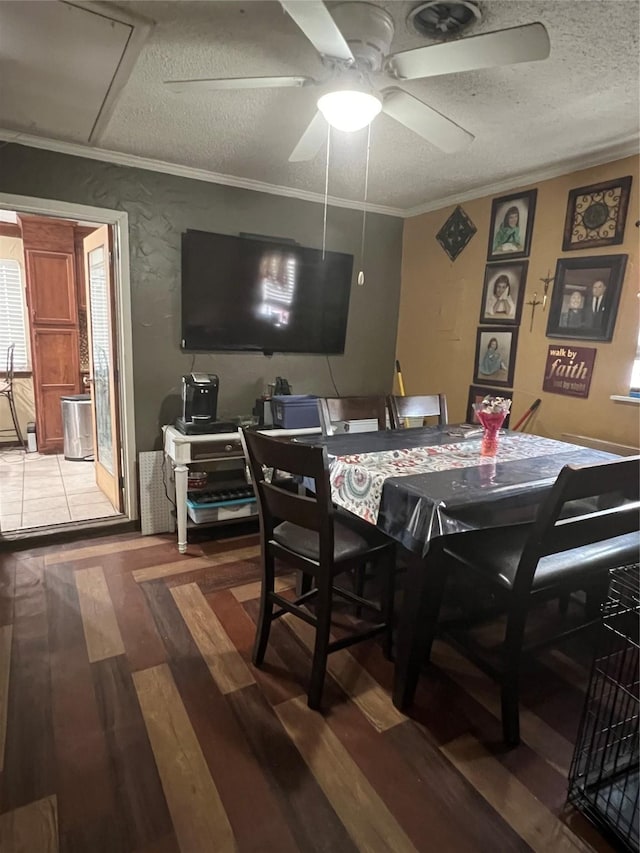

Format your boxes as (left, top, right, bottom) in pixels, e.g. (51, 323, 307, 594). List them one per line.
(0, 1, 148, 144)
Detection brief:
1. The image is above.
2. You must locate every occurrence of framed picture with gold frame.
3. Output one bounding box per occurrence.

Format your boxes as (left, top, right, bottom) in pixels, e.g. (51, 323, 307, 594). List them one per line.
(562, 176, 632, 251)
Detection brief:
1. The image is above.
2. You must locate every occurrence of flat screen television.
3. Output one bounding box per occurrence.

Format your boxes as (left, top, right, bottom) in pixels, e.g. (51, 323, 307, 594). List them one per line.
(181, 229, 354, 354)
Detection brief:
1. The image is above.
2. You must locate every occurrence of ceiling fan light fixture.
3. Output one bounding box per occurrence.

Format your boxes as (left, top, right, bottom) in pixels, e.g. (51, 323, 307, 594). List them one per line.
(317, 89, 382, 132)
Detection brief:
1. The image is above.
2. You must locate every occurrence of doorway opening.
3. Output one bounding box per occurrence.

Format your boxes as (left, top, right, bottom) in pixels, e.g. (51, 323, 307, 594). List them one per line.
(0, 195, 137, 538)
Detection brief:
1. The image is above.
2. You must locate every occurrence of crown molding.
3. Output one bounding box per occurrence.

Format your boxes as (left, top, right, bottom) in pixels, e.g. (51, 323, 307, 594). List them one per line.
(403, 137, 640, 218)
(1, 129, 637, 220)
(0, 129, 405, 218)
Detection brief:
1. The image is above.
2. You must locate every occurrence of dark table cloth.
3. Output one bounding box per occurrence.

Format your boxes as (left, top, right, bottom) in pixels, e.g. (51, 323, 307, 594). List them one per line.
(296, 425, 621, 710)
(298, 426, 617, 557)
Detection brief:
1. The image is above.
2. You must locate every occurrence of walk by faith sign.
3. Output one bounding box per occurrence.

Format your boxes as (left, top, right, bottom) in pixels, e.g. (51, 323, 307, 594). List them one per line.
(543, 345, 596, 398)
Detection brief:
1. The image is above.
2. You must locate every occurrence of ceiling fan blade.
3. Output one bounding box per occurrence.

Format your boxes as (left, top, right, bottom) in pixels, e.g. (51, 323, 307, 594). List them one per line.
(288, 111, 328, 162)
(165, 76, 314, 93)
(280, 1, 354, 62)
(382, 89, 474, 154)
(387, 22, 550, 80)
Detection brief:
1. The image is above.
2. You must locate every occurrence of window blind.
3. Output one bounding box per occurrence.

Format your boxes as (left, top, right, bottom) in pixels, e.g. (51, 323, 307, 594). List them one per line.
(0, 260, 29, 371)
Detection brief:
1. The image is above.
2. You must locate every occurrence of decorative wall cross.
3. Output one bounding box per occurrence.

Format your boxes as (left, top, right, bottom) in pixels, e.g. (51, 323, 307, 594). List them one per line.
(539, 270, 554, 311)
(525, 292, 542, 332)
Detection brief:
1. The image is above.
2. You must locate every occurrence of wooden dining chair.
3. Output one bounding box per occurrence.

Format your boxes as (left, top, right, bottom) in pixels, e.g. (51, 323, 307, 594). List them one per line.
(317, 396, 387, 437)
(388, 393, 448, 429)
(440, 456, 640, 745)
(242, 428, 396, 710)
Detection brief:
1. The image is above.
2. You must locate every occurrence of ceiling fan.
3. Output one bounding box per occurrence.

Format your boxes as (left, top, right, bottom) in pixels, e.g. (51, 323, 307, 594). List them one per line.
(164, 1, 550, 162)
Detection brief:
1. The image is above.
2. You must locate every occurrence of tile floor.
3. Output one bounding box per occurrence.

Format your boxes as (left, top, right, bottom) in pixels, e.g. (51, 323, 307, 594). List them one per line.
(0, 447, 121, 531)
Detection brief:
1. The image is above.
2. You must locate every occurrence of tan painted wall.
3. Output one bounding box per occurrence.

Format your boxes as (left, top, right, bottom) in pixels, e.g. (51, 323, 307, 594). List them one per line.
(0, 235, 35, 445)
(397, 156, 640, 447)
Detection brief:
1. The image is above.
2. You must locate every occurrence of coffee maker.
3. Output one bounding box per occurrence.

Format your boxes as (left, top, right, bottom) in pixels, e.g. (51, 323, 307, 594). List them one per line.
(175, 373, 220, 434)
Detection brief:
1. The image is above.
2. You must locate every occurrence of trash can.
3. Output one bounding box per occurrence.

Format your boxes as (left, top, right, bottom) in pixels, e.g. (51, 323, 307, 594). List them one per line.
(26, 422, 37, 453)
(61, 394, 94, 461)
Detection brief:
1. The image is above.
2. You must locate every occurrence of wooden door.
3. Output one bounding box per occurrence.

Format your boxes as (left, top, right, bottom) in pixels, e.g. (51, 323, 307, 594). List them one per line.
(84, 226, 122, 511)
(20, 216, 81, 453)
(32, 328, 80, 450)
(74, 226, 97, 311)
(26, 250, 76, 324)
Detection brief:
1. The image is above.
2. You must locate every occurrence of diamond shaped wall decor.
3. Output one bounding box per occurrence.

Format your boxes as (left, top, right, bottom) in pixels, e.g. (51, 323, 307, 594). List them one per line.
(436, 205, 477, 261)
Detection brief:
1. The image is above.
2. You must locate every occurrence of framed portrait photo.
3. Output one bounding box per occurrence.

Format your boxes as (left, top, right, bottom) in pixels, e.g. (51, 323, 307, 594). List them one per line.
(479, 261, 528, 325)
(487, 189, 537, 261)
(467, 385, 513, 427)
(545, 254, 628, 342)
(562, 176, 632, 251)
(473, 326, 518, 388)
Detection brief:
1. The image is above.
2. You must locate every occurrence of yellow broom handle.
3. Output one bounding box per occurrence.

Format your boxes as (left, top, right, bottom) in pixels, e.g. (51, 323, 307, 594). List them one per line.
(395, 360, 406, 396)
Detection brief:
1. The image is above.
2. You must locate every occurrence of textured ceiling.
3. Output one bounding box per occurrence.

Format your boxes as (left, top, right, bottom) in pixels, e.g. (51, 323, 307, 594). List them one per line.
(3, 0, 639, 211)
(0, 0, 134, 143)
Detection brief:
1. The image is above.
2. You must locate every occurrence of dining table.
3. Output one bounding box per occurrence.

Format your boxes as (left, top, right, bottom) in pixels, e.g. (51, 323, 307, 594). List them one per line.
(296, 424, 619, 711)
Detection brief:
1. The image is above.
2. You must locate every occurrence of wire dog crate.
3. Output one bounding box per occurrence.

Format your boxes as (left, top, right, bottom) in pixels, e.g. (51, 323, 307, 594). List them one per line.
(568, 563, 639, 852)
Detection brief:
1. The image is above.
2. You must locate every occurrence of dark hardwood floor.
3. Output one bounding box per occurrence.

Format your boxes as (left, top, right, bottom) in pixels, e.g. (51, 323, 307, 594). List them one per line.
(0, 530, 615, 852)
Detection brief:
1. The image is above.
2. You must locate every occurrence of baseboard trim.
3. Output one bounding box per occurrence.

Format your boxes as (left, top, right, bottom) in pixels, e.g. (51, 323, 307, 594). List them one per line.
(560, 433, 639, 457)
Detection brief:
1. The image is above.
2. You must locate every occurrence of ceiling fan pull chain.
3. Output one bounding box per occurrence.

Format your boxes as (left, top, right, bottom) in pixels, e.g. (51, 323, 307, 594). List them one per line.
(322, 122, 331, 259)
(358, 122, 372, 286)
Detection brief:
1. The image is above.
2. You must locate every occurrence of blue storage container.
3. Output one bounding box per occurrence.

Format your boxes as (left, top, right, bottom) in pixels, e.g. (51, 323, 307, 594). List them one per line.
(271, 395, 320, 429)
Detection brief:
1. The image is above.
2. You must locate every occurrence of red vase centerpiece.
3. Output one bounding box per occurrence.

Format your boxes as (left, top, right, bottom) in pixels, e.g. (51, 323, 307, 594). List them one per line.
(476, 410, 506, 456)
(474, 396, 511, 457)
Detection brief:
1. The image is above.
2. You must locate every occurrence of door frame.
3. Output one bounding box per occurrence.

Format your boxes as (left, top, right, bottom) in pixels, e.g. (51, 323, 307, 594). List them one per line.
(0, 192, 138, 522)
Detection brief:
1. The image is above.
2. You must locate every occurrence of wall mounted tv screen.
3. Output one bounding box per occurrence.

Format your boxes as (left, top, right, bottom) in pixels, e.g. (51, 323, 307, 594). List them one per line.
(181, 230, 354, 354)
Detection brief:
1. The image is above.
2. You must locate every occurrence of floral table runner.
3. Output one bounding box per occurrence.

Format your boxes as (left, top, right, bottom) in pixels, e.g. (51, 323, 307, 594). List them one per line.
(329, 434, 571, 523)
